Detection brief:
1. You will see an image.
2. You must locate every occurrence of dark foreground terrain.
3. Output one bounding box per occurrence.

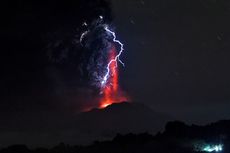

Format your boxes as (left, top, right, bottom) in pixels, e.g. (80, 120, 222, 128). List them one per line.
(1, 120, 230, 153)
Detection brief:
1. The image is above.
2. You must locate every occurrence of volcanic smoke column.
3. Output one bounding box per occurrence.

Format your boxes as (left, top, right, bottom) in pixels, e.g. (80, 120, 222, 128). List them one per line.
(80, 17, 129, 109)
(99, 25, 129, 108)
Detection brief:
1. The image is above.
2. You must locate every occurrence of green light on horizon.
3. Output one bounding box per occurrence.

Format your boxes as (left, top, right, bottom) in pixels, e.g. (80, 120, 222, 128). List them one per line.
(202, 144, 223, 152)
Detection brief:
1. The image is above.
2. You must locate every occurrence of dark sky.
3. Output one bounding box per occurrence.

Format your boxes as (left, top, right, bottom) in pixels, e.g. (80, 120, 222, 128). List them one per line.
(1, 0, 230, 147)
(111, 0, 230, 123)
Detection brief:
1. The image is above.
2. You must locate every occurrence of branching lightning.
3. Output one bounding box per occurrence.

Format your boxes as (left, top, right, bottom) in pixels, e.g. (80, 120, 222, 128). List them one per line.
(101, 26, 125, 87)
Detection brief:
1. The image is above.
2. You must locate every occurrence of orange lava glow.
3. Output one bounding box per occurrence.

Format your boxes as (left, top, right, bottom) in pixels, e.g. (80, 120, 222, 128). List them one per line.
(99, 46, 129, 109)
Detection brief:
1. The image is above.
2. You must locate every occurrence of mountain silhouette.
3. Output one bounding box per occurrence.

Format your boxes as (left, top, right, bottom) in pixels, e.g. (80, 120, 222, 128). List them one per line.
(74, 102, 172, 139)
(0, 102, 172, 147)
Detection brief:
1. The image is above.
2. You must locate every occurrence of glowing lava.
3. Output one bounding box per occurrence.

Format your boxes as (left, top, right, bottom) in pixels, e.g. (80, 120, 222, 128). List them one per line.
(99, 46, 128, 109)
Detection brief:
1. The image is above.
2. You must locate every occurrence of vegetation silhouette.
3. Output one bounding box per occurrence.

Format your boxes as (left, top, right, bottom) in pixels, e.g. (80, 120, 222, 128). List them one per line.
(1, 120, 230, 153)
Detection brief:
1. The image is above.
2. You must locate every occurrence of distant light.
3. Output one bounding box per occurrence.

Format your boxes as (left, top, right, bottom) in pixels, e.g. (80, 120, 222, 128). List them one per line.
(202, 144, 223, 152)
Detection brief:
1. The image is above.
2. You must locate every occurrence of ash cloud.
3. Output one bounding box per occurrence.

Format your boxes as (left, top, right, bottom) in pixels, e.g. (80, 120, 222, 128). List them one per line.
(79, 18, 115, 89)
(46, 1, 114, 91)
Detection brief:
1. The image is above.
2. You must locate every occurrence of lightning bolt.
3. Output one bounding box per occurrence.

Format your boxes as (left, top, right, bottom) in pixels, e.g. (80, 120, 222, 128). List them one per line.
(101, 26, 125, 87)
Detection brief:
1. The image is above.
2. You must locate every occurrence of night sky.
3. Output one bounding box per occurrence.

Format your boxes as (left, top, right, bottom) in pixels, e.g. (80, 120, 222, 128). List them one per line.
(112, 0, 230, 123)
(1, 0, 230, 147)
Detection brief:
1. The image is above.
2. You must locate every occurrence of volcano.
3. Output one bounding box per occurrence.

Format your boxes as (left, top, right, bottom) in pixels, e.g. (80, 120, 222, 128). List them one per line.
(0, 102, 173, 147)
(74, 102, 172, 142)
